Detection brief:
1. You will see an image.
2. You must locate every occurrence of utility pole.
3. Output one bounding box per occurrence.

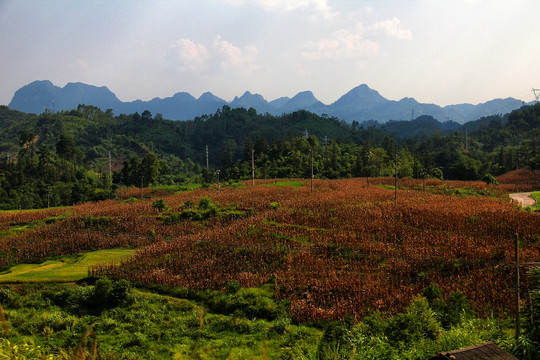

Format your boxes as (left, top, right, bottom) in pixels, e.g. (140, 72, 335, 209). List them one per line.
(206, 146, 209, 169)
(251, 148, 255, 186)
(515, 232, 520, 341)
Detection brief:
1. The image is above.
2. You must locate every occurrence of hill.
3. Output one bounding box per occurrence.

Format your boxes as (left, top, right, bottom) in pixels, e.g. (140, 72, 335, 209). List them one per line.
(8, 81, 527, 123)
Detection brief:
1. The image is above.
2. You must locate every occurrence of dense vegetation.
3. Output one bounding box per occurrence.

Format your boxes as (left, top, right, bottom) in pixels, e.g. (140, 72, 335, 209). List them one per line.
(0, 103, 539, 209)
(0, 278, 534, 359)
(0, 176, 538, 358)
(0, 102, 539, 357)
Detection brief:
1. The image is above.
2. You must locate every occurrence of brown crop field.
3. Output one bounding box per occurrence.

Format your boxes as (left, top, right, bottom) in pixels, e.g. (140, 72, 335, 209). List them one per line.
(1, 177, 539, 323)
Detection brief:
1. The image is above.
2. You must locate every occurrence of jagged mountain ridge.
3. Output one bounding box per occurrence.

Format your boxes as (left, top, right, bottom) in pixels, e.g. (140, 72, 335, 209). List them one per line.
(8, 80, 527, 124)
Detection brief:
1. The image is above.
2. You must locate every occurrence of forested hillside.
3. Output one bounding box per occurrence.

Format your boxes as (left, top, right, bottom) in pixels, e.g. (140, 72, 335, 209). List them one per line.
(0, 103, 539, 209)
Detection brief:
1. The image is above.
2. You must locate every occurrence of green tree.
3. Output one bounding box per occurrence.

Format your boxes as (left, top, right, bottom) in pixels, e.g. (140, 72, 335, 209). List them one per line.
(140, 152, 161, 186)
(56, 134, 78, 162)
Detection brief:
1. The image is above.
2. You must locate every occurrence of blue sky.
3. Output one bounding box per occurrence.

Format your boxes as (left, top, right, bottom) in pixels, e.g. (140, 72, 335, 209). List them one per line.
(1, 0, 539, 106)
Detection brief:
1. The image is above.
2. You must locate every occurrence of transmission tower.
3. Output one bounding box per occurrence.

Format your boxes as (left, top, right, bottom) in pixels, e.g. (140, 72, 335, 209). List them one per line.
(533, 88, 540, 103)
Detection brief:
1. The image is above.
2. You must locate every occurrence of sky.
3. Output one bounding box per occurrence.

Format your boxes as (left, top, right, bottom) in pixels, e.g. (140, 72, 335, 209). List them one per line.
(1, 0, 540, 107)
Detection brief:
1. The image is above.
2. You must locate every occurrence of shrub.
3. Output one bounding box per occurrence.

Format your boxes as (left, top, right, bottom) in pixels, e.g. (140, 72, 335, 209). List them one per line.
(46, 278, 132, 315)
(207, 288, 284, 321)
(432, 168, 444, 180)
(197, 197, 214, 210)
(152, 199, 168, 212)
(385, 297, 441, 346)
(482, 173, 499, 185)
(227, 281, 241, 294)
(423, 283, 472, 329)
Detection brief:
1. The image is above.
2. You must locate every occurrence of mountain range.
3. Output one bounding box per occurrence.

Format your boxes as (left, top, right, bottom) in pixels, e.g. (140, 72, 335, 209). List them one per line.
(8, 80, 528, 124)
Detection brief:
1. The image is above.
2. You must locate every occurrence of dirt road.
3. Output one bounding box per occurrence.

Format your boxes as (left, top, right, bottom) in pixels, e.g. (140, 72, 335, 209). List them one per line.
(509, 192, 536, 207)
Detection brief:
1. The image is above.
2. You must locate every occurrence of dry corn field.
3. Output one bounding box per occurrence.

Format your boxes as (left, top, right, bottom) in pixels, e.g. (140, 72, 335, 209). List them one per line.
(1, 177, 539, 322)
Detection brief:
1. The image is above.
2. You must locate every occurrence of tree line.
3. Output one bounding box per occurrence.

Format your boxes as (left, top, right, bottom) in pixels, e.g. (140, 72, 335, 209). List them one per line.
(0, 102, 539, 209)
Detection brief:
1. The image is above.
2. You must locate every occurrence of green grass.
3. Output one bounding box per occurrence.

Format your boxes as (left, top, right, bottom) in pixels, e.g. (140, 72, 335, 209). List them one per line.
(0, 222, 41, 239)
(151, 183, 202, 193)
(0, 206, 67, 214)
(526, 191, 540, 212)
(265, 180, 304, 189)
(0, 282, 323, 359)
(0, 282, 520, 360)
(0, 248, 135, 283)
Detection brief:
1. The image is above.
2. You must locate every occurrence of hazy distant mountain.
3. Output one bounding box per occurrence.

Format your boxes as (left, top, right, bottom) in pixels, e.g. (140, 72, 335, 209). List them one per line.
(279, 91, 322, 114)
(8, 80, 121, 115)
(8, 80, 528, 124)
(230, 91, 274, 114)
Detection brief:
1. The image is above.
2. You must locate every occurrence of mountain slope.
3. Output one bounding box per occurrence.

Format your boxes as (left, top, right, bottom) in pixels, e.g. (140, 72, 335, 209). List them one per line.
(8, 81, 528, 124)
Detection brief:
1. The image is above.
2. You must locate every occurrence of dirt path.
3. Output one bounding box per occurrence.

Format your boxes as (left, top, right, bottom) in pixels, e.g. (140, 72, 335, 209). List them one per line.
(509, 192, 536, 207)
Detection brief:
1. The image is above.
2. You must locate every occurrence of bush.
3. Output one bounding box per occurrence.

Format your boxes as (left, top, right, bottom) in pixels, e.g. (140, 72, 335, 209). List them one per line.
(151, 199, 168, 212)
(423, 283, 472, 328)
(207, 287, 284, 321)
(432, 168, 444, 180)
(46, 278, 132, 315)
(482, 173, 499, 185)
(385, 297, 441, 346)
(270, 202, 280, 210)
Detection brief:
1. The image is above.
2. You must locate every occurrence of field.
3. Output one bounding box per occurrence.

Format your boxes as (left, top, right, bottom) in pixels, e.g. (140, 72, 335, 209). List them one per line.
(0, 175, 538, 324)
(0, 249, 134, 282)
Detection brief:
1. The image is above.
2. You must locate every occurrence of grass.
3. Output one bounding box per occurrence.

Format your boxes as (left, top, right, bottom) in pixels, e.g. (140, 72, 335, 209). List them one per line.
(151, 183, 202, 193)
(265, 180, 304, 189)
(0, 248, 135, 283)
(0, 282, 323, 359)
(525, 191, 540, 212)
(0, 282, 519, 360)
(0, 222, 41, 239)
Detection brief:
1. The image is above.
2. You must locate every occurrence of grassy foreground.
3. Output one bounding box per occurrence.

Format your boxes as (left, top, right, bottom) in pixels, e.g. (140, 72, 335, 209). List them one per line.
(0, 280, 519, 360)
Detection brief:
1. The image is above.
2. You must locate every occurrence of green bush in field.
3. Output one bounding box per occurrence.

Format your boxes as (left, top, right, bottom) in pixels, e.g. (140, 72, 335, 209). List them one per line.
(151, 199, 168, 213)
(45, 278, 132, 315)
(206, 287, 284, 321)
(422, 283, 472, 328)
(482, 173, 499, 185)
(385, 297, 441, 346)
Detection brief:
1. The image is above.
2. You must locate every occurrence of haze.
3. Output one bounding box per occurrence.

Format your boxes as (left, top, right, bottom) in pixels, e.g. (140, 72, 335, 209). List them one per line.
(1, 0, 539, 107)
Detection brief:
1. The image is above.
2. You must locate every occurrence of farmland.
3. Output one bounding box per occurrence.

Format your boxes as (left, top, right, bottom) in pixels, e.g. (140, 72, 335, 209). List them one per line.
(0, 175, 538, 358)
(1, 177, 539, 317)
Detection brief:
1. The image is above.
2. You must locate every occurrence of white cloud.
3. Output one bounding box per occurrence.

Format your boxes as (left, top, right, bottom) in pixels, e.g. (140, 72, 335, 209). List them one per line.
(371, 17, 413, 40)
(170, 38, 209, 72)
(76, 59, 90, 71)
(168, 36, 258, 75)
(222, 0, 334, 16)
(302, 28, 379, 60)
(213, 36, 258, 72)
(253, 0, 330, 12)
